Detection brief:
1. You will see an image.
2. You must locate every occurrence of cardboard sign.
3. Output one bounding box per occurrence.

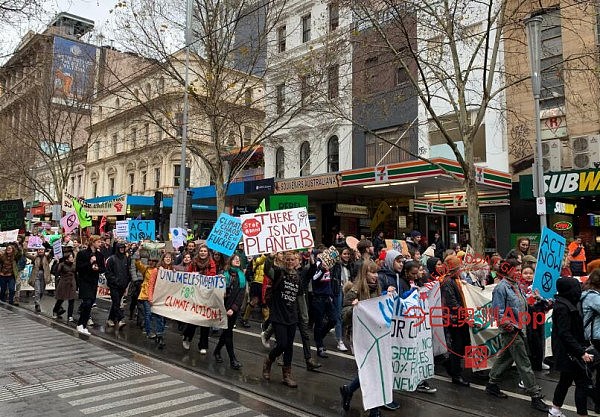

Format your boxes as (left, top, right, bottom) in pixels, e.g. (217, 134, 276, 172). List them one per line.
(28, 236, 44, 249)
(385, 239, 410, 256)
(151, 268, 227, 328)
(170, 227, 188, 251)
(52, 239, 63, 260)
(0, 229, 19, 244)
(205, 214, 242, 256)
(60, 212, 79, 234)
(127, 220, 155, 242)
(240, 207, 313, 256)
(318, 246, 339, 269)
(115, 220, 129, 238)
(533, 227, 566, 299)
(97, 274, 111, 299)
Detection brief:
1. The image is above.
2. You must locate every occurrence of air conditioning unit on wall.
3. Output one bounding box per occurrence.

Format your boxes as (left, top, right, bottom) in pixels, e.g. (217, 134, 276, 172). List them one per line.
(542, 139, 562, 172)
(571, 135, 600, 170)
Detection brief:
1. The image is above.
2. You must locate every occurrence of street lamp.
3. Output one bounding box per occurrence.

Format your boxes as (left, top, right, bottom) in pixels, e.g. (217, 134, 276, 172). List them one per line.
(525, 14, 547, 230)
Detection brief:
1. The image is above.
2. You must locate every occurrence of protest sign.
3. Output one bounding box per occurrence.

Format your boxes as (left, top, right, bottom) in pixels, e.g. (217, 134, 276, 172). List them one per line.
(52, 239, 63, 260)
(60, 212, 79, 234)
(19, 264, 33, 291)
(115, 220, 129, 238)
(62, 191, 127, 216)
(206, 214, 242, 256)
(0, 229, 19, 244)
(170, 227, 188, 250)
(97, 274, 111, 299)
(533, 227, 566, 299)
(28, 236, 44, 249)
(151, 268, 227, 328)
(127, 220, 155, 242)
(0, 199, 24, 230)
(240, 207, 313, 256)
(318, 246, 339, 269)
(385, 239, 410, 256)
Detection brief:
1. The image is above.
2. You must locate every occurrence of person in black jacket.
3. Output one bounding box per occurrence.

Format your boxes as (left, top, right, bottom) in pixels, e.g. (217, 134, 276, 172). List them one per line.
(549, 277, 594, 417)
(75, 235, 105, 335)
(105, 242, 131, 329)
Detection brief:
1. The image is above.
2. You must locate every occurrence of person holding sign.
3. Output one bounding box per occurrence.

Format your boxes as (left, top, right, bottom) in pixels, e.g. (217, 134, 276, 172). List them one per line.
(214, 254, 246, 370)
(75, 236, 105, 335)
(27, 248, 52, 314)
(146, 253, 174, 349)
(0, 243, 20, 305)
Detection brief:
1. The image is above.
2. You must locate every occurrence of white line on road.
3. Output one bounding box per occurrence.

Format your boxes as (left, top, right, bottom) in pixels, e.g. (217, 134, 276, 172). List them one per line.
(152, 399, 236, 417)
(68, 379, 178, 405)
(58, 374, 169, 398)
(102, 392, 216, 417)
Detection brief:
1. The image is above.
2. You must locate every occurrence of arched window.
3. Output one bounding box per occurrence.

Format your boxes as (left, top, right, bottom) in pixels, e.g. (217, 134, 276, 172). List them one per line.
(275, 147, 285, 178)
(300, 141, 310, 177)
(327, 135, 339, 172)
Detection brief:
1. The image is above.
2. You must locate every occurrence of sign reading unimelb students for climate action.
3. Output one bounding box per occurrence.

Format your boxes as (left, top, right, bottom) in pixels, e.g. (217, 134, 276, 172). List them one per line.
(205, 213, 242, 257)
(151, 268, 227, 328)
(534, 227, 566, 299)
(240, 207, 313, 256)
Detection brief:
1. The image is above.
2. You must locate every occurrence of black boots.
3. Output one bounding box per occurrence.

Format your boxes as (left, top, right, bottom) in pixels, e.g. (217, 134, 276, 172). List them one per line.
(340, 385, 352, 411)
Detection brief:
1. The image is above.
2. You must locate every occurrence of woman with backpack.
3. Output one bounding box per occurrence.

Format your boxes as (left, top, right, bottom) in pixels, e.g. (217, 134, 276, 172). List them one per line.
(581, 269, 600, 413)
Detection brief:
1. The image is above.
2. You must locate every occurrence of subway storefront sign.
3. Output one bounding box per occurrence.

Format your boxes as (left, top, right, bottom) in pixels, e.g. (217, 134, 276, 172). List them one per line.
(520, 168, 600, 198)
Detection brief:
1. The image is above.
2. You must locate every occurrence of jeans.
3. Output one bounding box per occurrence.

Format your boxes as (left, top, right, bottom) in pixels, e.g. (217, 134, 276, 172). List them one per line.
(552, 368, 592, 415)
(312, 294, 336, 349)
(297, 293, 313, 360)
(269, 322, 297, 366)
(78, 298, 94, 328)
(0, 275, 15, 304)
(215, 312, 238, 361)
(141, 300, 165, 336)
(33, 276, 45, 305)
(333, 291, 343, 341)
(348, 375, 360, 394)
(489, 331, 541, 397)
(108, 286, 125, 322)
(54, 299, 75, 318)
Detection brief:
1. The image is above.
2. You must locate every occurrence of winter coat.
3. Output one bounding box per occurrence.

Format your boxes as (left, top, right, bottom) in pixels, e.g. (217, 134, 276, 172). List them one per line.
(552, 293, 586, 372)
(55, 261, 77, 300)
(581, 289, 600, 341)
(440, 275, 466, 320)
(492, 277, 528, 331)
(252, 255, 267, 285)
(135, 260, 156, 301)
(29, 254, 51, 287)
(0, 250, 19, 277)
(223, 268, 246, 312)
(75, 248, 105, 300)
(331, 262, 353, 296)
(105, 253, 131, 289)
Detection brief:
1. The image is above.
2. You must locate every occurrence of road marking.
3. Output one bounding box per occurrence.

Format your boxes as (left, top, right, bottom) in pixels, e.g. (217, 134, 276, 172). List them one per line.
(152, 399, 235, 417)
(58, 374, 168, 398)
(103, 393, 218, 417)
(69, 380, 178, 405)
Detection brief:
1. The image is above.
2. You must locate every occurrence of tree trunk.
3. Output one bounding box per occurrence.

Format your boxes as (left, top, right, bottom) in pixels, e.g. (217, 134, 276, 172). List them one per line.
(214, 169, 227, 216)
(462, 137, 484, 254)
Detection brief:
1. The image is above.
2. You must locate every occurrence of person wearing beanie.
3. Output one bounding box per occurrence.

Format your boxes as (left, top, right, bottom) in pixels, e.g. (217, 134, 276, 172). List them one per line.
(105, 242, 132, 330)
(549, 277, 592, 417)
(406, 230, 422, 254)
(485, 258, 548, 413)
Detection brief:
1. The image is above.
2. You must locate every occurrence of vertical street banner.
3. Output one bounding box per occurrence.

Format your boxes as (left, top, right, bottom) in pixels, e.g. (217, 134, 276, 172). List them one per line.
(151, 268, 227, 328)
(0, 199, 24, 231)
(240, 207, 313, 256)
(533, 227, 566, 299)
(52, 37, 96, 102)
(205, 214, 242, 256)
(352, 296, 394, 410)
(127, 220, 156, 242)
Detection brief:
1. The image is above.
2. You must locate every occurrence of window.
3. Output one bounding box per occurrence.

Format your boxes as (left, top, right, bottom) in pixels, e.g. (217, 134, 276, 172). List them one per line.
(328, 64, 339, 99)
(98, 106, 103, 118)
(128, 172, 135, 193)
(131, 127, 137, 149)
(141, 170, 147, 191)
(111, 133, 118, 154)
(174, 164, 191, 187)
(91, 182, 97, 197)
(328, 136, 339, 172)
(396, 66, 409, 85)
(277, 26, 286, 53)
(329, 2, 339, 31)
(154, 167, 161, 189)
(300, 141, 310, 176)
(540, 9, 564, 110)
(428, 114, 487, 162)
(144, 123, 150, 145)
(275, 147, 285, 178)
(243, 126, 253, 145)
(364, 56, 379, 93)
(365, 126, 412, 166)
(302, 14, 311, 43)
(276, 84, 285, 115)
(245, 88, 253, 106)
(300, 76, 310, 106)
(94, 140, 100, 160)
(108, 177, 115, 195)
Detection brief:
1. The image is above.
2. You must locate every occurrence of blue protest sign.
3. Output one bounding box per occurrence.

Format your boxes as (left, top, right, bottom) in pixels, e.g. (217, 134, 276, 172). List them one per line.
(127, 220, 156, 242)
(206, 213, 242, 256)
(533, 227, 566, 299)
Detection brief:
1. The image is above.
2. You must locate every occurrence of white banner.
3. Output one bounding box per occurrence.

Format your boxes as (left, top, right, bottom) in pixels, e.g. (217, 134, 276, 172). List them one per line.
(240, 207, 313, 256)
(0, 229, 19, 244)
(115, 220, 129, 238)
(151, 268, 227, 328)
(62, 191, 127, 216)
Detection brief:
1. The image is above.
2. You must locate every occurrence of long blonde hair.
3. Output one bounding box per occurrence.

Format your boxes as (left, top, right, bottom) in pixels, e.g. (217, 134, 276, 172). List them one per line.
(353, 260, 380, 301)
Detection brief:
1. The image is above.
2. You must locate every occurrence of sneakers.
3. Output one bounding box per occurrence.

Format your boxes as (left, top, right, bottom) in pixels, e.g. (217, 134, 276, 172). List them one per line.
(548, 409, 566, 417)
(87, 318, 94, 326)
(106, 319, 115, 327)
(531, 396, 549, 412)
(182, 340, 191, 350)
(541, 363, 550, 370)
(416, 381, 437, 394)
(317, 347, 329, 358)
(76, 325, 91, 335)
(337, 340, 348, 352)
(199, 349, 207, 355)
(117, 320, 127, 329)
(147, 332, 157, 339)
(260, 331, 270, 349)
(57, 308, 66, 316)
(52, 313, 58, 319)
(68, 317, 74, 323)
(485, 383, 508, 399)
(340, 385, 353, 411)
(383, 401, 400, 410)
(518, 380, 525, 389)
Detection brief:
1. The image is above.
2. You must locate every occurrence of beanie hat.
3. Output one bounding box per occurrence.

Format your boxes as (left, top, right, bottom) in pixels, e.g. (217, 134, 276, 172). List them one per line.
(410, 230, 421, 238)
(445, 255, 462, 272)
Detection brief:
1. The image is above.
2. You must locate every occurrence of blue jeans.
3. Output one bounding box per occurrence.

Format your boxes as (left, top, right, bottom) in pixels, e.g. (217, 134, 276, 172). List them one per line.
(0, 276, 15, 304)
(333, 291, 343, 341)
(142, 301, 165, 336)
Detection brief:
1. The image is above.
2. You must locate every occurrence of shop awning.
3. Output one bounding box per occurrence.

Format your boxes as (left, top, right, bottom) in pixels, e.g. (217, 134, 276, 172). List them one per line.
(85, 195, 216, 211)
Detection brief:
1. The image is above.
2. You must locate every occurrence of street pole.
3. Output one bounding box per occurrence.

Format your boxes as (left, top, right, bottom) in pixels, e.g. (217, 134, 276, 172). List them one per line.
(174, 0, 193, 229)
(525, 15, 547, 230)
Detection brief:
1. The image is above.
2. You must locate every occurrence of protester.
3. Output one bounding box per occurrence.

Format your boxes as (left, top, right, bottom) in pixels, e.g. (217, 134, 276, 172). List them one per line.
(241, 253, 268, 328)
(378, 249, 406, 293)
(0, 243, 20, 305)
(406, 230, 422, 254)
(145, 252, 173, 348)
(212, 251, 227, 275)
(260, 252, 285, 347)
(353, 239, 374, 276)
(330, 246, 354, 351)
(214, 254, 246, 370)
(516, 237, 531, 257)
(309, 251, 337, 358)
(581, 269, 600, 413)
(485, 259, 548, 413)
(105, 242, 131, 329)
(127, 242, 143, 324)
(27, 247, 51, 313)
(295, 252, 321, 371)
(373, 231, 385, 257)
(174, 241, 196, 266)
(432, 232, 446, 259)
(568, 236, 587, 276)
(135, 252, 164, 342)
(52, 253, 77, 321)
(75, 235, 105, 335)
(549, 277, 593, 417)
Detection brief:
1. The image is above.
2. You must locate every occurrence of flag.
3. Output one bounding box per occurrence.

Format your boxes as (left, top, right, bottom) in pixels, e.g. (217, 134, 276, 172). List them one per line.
(255, 199, 266, 213)
(370, 201, 392, 231)
(135, 214, 142, 220)
(99, 216, 107, 234)
(72, 198, 92, 228)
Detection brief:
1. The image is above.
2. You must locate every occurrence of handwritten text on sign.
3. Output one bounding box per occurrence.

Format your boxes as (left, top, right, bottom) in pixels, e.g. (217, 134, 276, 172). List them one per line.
(151, 268, 227, 328)
(533, 227, 566, 299)
(127, 220, 156, 242)
(206, 214, 242, 256)
(240, 207, 313, 256)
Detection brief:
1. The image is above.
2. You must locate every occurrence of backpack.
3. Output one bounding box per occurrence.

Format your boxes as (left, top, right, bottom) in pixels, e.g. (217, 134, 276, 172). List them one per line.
(580, 291, 599, 341)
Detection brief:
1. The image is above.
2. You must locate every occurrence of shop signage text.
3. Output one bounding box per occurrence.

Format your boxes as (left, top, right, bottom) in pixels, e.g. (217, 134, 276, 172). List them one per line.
(590, 215, 600, 227)
(335, 204, 369, 217)
(553, 221, 572, 231)
(543, 170, 600, 196)
(274, 174, 340, 194)
(553, 202, 577, 214)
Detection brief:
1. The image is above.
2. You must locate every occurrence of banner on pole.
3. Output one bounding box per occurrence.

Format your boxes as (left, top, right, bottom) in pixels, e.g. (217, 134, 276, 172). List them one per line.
(205, 214, 242, 256)
(240, 207, 313, 256)
(60, 212, 79, 234)
(62, 191, 127, 216)
(151, 268, 227, 328)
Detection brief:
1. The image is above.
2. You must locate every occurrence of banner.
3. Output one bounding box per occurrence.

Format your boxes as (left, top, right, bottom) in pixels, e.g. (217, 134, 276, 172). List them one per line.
(205, 214, 242, 256)
(72, 199, 92, 228)
(62, 191, 127, 217)
(115, 220, 129, 238)
(240, 207, 314, 256)
(28, 236, 44, 249)
(170, 227, 187, 250)
(533, 227, 566, 299)
(97, 274, 111, 299)
(127, 220, 155, 242)
(0, 229, 19, 244)
(0, 199, 24, 230)
(151, 268, 227, 328)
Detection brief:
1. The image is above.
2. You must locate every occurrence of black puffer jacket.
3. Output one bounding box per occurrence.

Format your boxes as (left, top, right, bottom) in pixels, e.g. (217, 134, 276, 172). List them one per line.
(105, 252, 131, 289)
(552, 277, 586, 373)
(75, 248, 105, 299)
